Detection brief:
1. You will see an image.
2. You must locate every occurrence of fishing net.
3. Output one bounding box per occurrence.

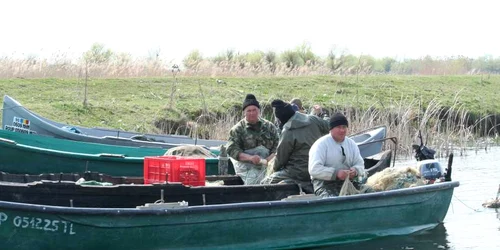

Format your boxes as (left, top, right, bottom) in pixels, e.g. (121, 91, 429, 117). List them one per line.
(230, 146, 270, 185)
(339, 177, 361, 196)
(364, 166, 426, 192)
(75, 178, 113, 186)
(266, 157, 276, 176)
(205, 180, 225, 186)
(164, 145, 216, 158)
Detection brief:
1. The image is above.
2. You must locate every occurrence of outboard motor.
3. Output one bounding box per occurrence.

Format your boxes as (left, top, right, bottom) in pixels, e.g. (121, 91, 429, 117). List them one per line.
(412, 131, 436, 161)
(412, 144, 436, 161)
(412, 130, 451, 183)
(417, 159, 445, 183)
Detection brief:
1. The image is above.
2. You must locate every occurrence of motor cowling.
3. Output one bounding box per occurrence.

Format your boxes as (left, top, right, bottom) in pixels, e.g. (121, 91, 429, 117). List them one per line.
(417, 159, 445, 182)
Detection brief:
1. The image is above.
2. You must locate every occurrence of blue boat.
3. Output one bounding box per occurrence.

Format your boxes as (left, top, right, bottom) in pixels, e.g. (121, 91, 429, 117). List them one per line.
(2, 95, 227, 149)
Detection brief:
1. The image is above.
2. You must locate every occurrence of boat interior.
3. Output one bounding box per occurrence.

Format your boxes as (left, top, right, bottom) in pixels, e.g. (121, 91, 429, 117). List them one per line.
(0, 149, 392, 209)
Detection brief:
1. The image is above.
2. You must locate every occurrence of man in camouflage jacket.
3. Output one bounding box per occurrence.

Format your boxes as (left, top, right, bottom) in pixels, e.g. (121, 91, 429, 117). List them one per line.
(227, 94, 279, 184)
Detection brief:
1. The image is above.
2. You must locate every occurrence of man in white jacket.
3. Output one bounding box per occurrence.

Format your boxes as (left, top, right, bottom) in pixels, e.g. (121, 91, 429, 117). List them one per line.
(308, 113, 365, 197)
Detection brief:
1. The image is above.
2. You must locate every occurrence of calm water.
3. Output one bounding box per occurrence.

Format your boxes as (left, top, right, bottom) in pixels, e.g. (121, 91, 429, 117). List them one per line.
(319, 146, 500, 250)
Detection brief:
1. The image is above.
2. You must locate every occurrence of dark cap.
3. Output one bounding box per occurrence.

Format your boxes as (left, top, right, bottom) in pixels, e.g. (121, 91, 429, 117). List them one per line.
(242, 94, 260, 110)
(290, 98, 304, 111)
(329, 112, 348, 129)
(271, 99, 296, 125)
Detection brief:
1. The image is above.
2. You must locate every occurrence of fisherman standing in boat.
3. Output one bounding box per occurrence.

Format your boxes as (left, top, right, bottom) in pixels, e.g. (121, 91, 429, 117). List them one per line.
(262, 99, 330, 193)
(308, 113, 365, 197)
(290, 98, 328, 120)
(227, 94, 280, 185)
(290, 98, 306, 114)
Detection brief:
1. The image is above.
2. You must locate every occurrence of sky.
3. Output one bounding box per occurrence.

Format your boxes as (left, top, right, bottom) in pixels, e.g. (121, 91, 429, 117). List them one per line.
(1, 0, 499, 63)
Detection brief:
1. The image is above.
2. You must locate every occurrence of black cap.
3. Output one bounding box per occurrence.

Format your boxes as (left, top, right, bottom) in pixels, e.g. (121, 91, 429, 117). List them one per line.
(242, 94, 260, 110)
(271, 99, 296, 125)
(329, 112, 348, 129)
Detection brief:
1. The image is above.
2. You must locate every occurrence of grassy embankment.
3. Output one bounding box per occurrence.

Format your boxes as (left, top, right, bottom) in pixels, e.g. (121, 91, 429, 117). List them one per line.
(1, 75, 498, 156)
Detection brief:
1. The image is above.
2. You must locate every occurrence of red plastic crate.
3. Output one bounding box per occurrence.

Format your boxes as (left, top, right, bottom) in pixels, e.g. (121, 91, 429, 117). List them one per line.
(144, 155, 206, 186)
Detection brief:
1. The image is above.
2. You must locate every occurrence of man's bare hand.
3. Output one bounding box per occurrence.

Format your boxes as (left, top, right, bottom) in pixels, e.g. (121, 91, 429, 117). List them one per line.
(337, 168, 357, 180)
(249, 155, 261, 165)
(349, 167, 357, 179)
(312, 105, 323, 116)
(336, 170, 350, 180)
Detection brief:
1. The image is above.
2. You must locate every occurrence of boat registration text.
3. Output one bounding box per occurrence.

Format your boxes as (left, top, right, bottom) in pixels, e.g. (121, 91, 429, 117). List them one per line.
(4, 116, 37, 134)
(0, 212, 76, 235)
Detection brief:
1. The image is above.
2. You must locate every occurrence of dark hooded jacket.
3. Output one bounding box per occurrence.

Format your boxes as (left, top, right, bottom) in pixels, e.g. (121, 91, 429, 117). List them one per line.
(273, 112, 330, 181)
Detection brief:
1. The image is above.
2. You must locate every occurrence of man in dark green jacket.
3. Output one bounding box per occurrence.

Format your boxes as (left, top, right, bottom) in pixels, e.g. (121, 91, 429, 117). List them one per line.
(261, 99, 330, 193)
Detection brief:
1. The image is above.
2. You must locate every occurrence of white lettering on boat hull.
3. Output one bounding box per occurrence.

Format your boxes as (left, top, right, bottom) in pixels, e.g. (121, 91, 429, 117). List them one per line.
(0, 212, 75, 235)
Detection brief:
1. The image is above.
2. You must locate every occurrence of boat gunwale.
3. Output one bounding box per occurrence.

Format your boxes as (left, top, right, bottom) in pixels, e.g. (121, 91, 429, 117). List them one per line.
(0, 181, 459, 215)
(0, 137, 145, 161)
(350, 125, 386, 138)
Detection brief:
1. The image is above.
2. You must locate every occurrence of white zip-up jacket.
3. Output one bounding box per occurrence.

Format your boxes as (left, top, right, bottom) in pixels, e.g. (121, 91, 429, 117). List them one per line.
(308, 134, 365, 181)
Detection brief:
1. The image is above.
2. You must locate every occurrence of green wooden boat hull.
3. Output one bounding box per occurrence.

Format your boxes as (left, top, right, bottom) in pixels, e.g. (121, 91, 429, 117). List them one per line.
(0, 181, 458, 250)
(0, 129, 232, 176)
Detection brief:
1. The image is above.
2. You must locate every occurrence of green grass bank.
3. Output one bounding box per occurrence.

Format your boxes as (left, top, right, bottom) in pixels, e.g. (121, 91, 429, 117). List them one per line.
(1, 75, 499, 153)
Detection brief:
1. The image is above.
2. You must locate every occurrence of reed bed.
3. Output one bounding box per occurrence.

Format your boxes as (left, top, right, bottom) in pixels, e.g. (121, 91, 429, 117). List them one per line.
(189, 95, 495, 159)
(0, 59, 337, 78)
(2, 53, 497, 79)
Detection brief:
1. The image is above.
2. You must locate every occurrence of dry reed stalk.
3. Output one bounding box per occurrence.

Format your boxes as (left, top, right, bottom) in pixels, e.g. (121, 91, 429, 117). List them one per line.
(1, 52, 497, 78)
(316, 95, 482, 158)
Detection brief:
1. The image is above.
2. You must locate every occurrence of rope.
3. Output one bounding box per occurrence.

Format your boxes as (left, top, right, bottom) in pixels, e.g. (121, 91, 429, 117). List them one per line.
(452, 194, 481, 212)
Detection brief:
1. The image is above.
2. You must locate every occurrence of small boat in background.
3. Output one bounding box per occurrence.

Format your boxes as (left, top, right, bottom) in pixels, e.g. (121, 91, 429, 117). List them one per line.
(0, 129, 227, 176)
(2, 95, 227, 149)
(350, 125, 388, 158)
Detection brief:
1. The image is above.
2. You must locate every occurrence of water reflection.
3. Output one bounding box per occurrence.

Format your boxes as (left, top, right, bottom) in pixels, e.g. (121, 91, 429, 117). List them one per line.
(313, 148, 500, 250)
(497, 208, 500, 222)
(316, 224, 449, 250)
(494, 207, 500, 231)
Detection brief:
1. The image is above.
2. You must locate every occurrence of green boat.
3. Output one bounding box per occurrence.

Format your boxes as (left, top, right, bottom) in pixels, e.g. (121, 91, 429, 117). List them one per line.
(0, 181, 459, 250)
(0, 129, 231, 176)
(0, 126, 394, 178)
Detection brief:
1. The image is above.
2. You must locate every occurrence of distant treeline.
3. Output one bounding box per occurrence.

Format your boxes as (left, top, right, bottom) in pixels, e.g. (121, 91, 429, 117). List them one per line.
(1, 43, 500, 78)
(182, 48, 500, 76)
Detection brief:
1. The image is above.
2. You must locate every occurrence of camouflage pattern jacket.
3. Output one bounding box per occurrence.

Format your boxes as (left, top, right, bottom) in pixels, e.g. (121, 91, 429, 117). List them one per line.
(227, 118, 279, 160)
